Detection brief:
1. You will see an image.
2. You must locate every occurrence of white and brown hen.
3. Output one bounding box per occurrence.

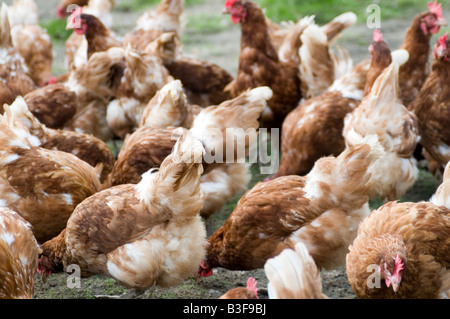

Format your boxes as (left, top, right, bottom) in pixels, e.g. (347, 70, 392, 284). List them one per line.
(38, 132, 207, 294)
(198, 135, 384, 277)
(343, 61, 420, 202)
(0, 104, 102, 243)
(0, 207, 40, 299)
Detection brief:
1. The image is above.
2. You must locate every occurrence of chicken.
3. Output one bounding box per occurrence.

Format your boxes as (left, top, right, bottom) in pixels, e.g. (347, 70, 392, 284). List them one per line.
(430, 161, 450, 208)
(398, 1, 446, 108)
(199, 162, 251, 233)
(0, 104, 102, 243)
(0, 207, 40, 299)
(138, 79, 195, 130)
(82, 0, 115, 28)
(24, 46, 125, 141)
(219, 277, 259, 299)
(7, 96, 115, 183)
(346, 200, 450, 299)
(24, 84, 77, 129)
(136, 80, 251, 233)
(363, 29, 396, 96)
(102, 86, 270, 188)
(343, 61, 420, 202)
(320, 11, 358, 44)
(57, 0, 89, 18)
(123, 0, 185, 52)
(270, 58, 370, 179)
(275, 15, 314, 66)
(0, 3, 35, 110)
(267, 11, 357, 53)
(264, 242, 327, 299)
(409, 33, 450, 178)
(38, 132, 207, 294)
(62, 46, 126, 142)
(163, 55, 234, 108)
(6, 0, 54, 86)
(223, 0, 302, 129)
(65, 8, 121, 70)
(57, 0, 115, 28)
(102, 126, 181, 188)
(271, 29, 398, 179)
(298, 21, 353, 99)
(198, 135, 384, 277)
(106, 45, 172, 139)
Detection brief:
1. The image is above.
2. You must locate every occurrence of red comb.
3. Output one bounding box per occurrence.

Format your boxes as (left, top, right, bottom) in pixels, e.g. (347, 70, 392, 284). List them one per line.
(48, 76, 56, 85)
(56, 5, 65, 19)
(66, 6, 83, 29)
(428, 1, 443, 19)
(439, 32, 449, 46)
(394, 254, 404, 276)
(69, 6, 82, 22)
(246, 277, 258, 297)
(373, 29, 383, 42)
(225, 0, 238, 8)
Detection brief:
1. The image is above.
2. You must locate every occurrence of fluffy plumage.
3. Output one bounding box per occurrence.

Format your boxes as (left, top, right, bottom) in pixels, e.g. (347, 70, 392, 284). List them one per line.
(298, 22, 353, 99)
(219, 277, 259, 299)
(65, 10, 121, 70)
(409, 33, 450, 177)
(7, 0, 54, 86)
(223, 0, 302, 129)
(63, 46, 126, 141)
(271, 58, 369, 179)
(164, 56, 234, 107)
(138, 79, 195, 130)
(199, 135, 384, 276)
(346, 200, 450, 299)
(38, 132, 207, 291)
(0, 3, 35, 110)
(106, 46, 172, 139)
(24, 84, 77, 129)
(343, 61, 420, 201)
(123, 0, 185, 52)
(7, 97, 115, 183)
(264, 242, 327, 299)
(0, 104, 102, 243)
(398, 1, 446, 107)
(430, 161, 450, 208)
(0, 207, 40, 299)
(103, 86, 271, 188)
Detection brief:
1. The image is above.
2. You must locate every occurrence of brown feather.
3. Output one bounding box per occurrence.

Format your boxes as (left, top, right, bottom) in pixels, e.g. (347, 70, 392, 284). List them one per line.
(346, 201, 450, 299)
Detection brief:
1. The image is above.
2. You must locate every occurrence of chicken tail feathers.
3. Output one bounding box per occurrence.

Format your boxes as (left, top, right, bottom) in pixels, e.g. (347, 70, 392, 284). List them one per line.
(0, 98, 41, 159)
(264, 242, 326, 299)
(137, 131, 205, 217)
(321, 11, 357, 43)
(190, 86, 271, 163)
(0, 3, 12, 48)
(305, 134, 385, 207)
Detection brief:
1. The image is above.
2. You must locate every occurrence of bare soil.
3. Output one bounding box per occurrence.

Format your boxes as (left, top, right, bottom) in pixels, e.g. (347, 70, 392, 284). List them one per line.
(10, 0, 444, 299)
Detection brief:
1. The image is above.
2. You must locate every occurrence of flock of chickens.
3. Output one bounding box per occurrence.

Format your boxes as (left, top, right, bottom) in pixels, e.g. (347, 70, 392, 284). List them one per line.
(0, 0, 449, 300)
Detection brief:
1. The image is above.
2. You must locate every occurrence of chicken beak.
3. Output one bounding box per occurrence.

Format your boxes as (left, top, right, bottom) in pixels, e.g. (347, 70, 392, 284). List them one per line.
(222, 7, 230, 15)
(438, 18, 447, 27)
(392, 282, 400, 293)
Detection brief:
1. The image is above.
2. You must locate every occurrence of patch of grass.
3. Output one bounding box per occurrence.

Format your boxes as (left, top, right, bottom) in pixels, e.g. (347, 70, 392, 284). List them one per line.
(186, 13, 231, 34)
(40, 18, 73, 44)
(253, 0, 448, 25)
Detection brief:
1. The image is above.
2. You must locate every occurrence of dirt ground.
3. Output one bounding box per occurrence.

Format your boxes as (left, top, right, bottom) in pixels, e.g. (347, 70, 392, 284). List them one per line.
(7, 0, 445, 299)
